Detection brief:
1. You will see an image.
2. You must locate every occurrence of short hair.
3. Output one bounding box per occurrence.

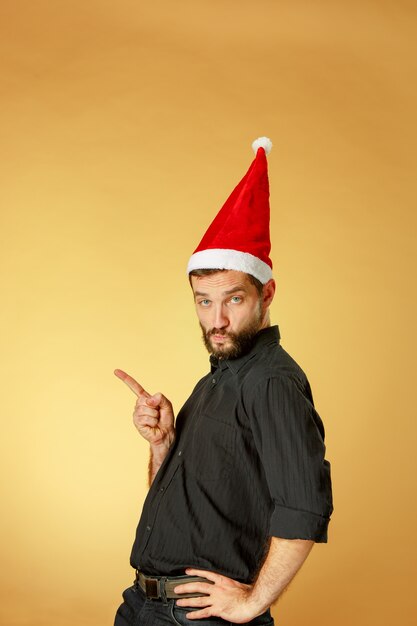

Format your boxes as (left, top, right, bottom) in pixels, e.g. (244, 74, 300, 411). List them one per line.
(188, 268, 264, 297)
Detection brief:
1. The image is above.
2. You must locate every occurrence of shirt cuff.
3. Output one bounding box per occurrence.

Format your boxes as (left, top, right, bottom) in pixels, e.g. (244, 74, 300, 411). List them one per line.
(269, 502, 330, 542)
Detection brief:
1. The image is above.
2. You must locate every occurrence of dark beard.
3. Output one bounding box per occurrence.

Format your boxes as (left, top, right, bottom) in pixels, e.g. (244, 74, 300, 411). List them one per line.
(200, 312, 262, 360)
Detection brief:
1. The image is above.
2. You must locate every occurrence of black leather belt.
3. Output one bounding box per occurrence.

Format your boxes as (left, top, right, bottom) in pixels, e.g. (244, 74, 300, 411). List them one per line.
(135, 569, 214, 600)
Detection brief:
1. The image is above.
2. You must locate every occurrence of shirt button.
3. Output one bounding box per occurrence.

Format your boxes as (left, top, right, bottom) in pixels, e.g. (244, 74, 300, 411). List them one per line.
(178, 450, 182, 456)
(159, 487, 164, 492)
(212, 378, 216, 384)
(146, 525, 151, 532)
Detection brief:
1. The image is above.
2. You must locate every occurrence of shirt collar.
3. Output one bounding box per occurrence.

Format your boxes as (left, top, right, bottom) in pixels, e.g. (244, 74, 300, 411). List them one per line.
(210, 325, 280, 374)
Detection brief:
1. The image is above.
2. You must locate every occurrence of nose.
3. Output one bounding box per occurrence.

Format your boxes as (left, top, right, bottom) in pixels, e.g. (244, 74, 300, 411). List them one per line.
(212, 303, 229, 330)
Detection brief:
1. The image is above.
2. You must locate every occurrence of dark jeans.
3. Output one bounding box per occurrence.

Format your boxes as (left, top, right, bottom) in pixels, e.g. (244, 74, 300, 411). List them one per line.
(114, 584, 275, 626)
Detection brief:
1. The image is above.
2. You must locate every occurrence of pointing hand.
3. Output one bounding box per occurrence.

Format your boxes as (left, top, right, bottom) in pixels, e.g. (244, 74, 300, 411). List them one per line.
(114, 369, 175, 448)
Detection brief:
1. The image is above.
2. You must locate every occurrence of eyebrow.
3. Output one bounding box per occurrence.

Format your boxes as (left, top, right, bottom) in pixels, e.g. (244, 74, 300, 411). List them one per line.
(194, 286, 248, 297)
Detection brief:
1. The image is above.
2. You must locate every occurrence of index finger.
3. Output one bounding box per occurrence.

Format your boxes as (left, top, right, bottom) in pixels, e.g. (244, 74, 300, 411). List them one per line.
(184, 569, 219, 583)
(114, 369, 150, 398)
(173, 581, 213, 595)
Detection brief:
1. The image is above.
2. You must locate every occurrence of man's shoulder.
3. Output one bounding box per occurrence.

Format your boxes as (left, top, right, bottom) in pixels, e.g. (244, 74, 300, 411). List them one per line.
(238, 344, 317, 411)
(242, 343, 309, 389)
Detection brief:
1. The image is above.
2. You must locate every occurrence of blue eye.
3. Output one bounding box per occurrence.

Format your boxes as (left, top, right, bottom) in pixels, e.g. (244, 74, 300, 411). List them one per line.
(231, 296, 242, 303)
(200, 299, 211, 307)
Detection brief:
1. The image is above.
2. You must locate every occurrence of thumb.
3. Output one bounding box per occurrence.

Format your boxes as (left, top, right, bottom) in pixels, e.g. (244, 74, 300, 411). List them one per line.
(147, 392, 169, 408)
(146, 394, 160, 407)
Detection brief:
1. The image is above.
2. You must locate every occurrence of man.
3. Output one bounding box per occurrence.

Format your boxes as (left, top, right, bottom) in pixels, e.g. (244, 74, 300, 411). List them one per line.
(113, 138, 333, 625)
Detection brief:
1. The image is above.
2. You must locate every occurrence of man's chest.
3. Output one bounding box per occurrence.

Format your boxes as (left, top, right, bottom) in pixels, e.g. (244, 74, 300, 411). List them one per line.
(172, 372, 256, 483)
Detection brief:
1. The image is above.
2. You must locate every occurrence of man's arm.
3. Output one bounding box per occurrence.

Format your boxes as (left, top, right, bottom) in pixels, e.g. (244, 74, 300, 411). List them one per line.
(114, 369, 175, 486)
(147, 417, 175, 485)
(174, 536, 313, 623)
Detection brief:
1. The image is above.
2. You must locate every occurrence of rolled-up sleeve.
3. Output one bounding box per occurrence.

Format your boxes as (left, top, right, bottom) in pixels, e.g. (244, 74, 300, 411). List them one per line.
(246, 374, 333, 542)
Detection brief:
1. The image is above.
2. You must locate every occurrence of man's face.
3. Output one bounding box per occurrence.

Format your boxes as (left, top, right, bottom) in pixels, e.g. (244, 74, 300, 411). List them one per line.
(190, 270, 274, 359)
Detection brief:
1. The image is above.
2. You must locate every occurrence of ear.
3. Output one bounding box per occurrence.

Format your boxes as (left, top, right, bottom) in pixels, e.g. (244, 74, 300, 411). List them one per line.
(262, 279, 276, 309)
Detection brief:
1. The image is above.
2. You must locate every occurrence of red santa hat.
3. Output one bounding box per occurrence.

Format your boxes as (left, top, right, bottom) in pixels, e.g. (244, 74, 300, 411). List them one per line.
(187, 137, 273, 284)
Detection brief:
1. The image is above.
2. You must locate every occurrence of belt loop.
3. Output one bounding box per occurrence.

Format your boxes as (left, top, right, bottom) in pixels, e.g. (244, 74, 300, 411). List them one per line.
(160, 576, 168, 605)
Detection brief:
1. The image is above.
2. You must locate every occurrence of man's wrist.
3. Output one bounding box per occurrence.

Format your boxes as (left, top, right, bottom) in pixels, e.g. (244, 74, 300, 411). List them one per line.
(150, 433, 175, 459)
(245, 584, 272, 618)
(148, 435, 175, 486)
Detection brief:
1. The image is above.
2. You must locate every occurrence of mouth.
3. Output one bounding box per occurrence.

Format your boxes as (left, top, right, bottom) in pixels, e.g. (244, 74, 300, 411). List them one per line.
(209, 332, 229, 343)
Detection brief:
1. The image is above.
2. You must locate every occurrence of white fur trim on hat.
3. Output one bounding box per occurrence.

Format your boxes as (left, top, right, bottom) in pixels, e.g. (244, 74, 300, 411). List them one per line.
(187, 249, 273, 284)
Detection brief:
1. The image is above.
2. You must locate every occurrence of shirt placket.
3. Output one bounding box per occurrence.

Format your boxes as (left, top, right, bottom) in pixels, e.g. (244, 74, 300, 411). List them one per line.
(139, 371, 222, 554)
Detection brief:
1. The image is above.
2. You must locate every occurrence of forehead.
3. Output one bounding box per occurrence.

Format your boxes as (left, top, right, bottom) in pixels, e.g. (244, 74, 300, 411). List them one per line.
(190, 270, 253, 294)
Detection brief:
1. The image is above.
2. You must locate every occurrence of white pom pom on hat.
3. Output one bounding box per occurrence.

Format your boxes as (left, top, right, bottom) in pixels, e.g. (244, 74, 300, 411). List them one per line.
(187, 136, 274, 284)
(252, 136, 273, 156)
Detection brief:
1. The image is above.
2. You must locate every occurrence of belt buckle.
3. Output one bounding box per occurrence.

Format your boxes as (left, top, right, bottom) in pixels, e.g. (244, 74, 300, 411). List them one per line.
(145, 577, 160, 600)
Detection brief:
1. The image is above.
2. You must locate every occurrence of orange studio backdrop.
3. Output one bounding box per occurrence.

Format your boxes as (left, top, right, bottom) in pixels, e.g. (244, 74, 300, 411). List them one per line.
(1, 1, 416, 625)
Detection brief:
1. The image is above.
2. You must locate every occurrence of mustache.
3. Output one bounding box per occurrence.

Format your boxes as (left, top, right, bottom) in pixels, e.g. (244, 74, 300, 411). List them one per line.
(206, 328, 230, 337)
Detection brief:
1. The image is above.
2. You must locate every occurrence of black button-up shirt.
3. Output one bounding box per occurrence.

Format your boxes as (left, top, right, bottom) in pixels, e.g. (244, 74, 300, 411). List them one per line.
(130, 326, 333, 583)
